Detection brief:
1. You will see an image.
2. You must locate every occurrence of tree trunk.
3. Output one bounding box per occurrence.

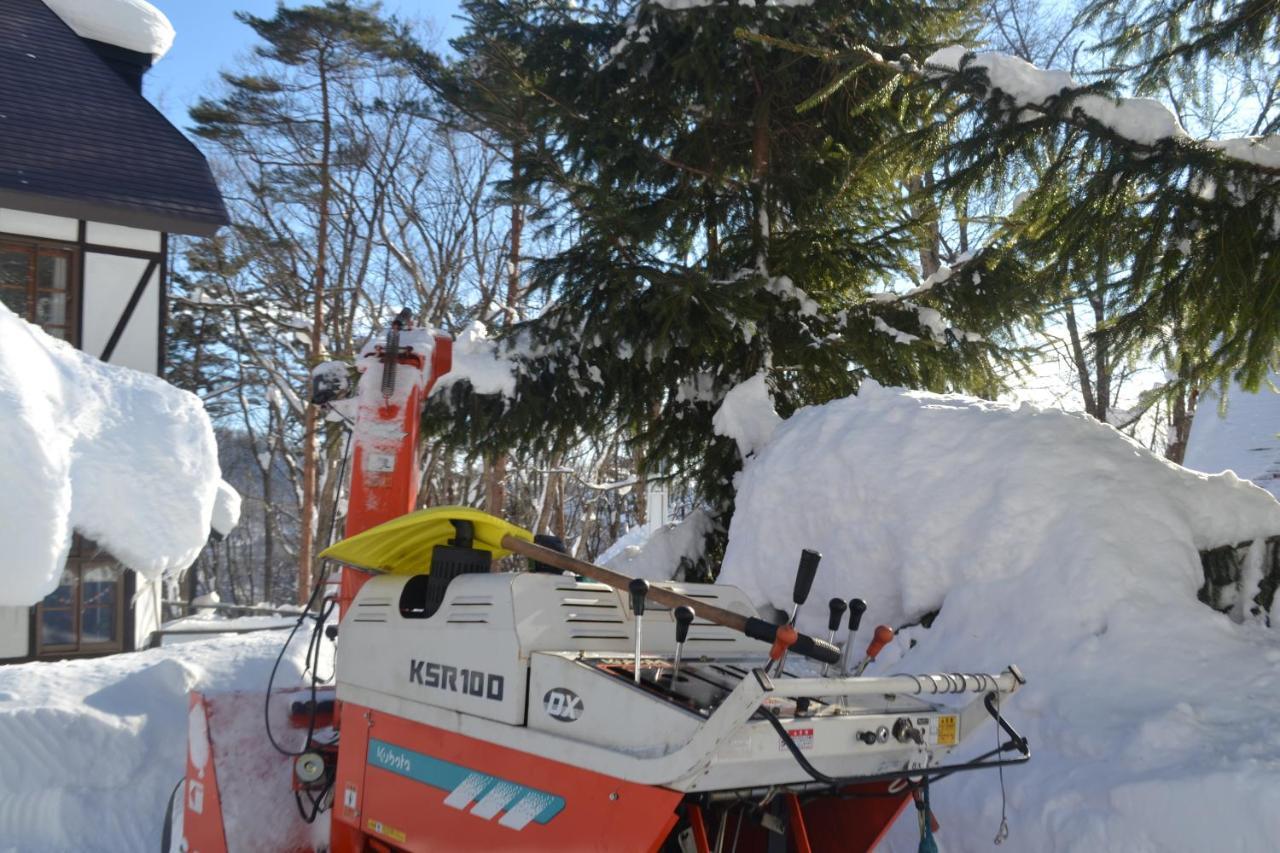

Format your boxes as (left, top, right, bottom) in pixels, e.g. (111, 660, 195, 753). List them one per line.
(297, 52, 334, 604)
(262, 454, 274, 603)
(1064, 301, 1098, 417)
(485, 144, 524, 517)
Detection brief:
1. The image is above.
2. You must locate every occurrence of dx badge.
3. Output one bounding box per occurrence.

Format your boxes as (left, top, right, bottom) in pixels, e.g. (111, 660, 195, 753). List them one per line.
(543, 688, 584, 722)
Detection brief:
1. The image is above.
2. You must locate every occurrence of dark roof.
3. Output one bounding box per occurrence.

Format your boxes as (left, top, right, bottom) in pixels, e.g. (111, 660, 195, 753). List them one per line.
(0, 0, 228, 236)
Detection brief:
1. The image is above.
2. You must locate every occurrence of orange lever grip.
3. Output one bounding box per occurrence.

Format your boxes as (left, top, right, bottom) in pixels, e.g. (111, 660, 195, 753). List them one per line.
(864, 625, 894, 660)
(769, 623, 798, 661)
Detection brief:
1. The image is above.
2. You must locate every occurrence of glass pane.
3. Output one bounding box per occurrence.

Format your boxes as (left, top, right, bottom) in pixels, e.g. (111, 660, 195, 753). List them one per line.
(0, 285, 27, 317)
(34, 291, 66, 326)
(0, 250, 27, 286)
(80, 606, 117, 645)
(43, 569, 77, 608)
(36, 254, 67, 290)
(82, 565, 119, 608)
(40, 608, 75, 647)
(44, 326, 67, 340)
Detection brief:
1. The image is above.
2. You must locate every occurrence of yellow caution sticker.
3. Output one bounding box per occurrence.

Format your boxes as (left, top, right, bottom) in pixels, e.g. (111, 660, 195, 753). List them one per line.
(936, 715, 958, 746)
(367, 818, 408, 843)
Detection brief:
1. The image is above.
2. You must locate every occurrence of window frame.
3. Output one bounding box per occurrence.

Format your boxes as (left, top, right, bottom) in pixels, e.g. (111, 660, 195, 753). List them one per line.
(0, 234, 79, 345)
(34, 537, 126, 657)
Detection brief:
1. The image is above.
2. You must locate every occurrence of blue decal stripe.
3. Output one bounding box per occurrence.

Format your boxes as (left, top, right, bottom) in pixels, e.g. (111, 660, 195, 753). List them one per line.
(366, 738, 565, 827)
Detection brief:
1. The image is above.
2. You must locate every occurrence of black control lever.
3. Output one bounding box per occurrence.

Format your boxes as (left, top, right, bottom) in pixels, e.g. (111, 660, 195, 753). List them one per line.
(841, 598, 867, 675)
(821, 598, 848, 677)
(629, 578, 649, 684)
(671, 605, 694, 684)
(793, 549, 821, 607)
(773, 549, 822, 675)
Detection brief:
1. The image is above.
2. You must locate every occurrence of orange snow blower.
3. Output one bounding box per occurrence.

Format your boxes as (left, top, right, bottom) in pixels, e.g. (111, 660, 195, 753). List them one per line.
(172, 314, 1029, 853)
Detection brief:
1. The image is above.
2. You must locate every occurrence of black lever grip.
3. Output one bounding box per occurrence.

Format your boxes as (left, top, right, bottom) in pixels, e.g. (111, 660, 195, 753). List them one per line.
(742, 617, 841, 665)
(629, 578, 649, 616)
(848, 598, 867, 632)
(826, 597, 848, 632)
(673, 605, 694, 644)
(792, 549, 822, 606)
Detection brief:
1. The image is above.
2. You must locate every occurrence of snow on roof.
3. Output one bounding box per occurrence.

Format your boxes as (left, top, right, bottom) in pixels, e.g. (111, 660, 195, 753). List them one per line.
(42, 0, 175, 60)
(0, 305, 222, 606)
(1183, 378, 1280, 498)
(718, 382, 1280, 847)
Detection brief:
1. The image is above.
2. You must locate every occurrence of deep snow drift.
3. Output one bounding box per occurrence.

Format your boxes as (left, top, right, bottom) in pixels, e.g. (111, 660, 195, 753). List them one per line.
(0, 630, 326, 853)
(0, 305, 223, 606)
(718, 382, 1280, 851)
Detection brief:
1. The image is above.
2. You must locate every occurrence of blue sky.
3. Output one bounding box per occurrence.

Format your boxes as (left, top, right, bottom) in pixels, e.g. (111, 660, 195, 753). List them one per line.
(146, 1, 465, 133)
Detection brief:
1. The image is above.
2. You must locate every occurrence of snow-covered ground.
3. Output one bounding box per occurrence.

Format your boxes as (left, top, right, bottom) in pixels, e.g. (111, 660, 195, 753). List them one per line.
(0, 628, 324, 853)
(717, 381, 1280, 851)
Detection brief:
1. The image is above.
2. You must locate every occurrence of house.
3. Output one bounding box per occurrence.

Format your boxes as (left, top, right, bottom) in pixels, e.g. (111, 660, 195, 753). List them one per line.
(0, 0, 228, 661)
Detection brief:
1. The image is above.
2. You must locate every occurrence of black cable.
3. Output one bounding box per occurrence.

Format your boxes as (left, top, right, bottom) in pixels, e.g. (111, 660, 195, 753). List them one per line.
(263, 428, 354, 758)
(755, 695, 1030, 790)
(159, 776, 182, 852)
(263, 562, 331, 757)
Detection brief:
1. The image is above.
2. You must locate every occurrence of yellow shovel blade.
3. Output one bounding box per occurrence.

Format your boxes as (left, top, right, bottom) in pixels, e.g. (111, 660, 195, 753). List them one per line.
(318, 505, 533, 574)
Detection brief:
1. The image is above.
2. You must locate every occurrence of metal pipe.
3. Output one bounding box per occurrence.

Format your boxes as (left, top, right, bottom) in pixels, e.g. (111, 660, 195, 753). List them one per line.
(764, 669, 1024, 699)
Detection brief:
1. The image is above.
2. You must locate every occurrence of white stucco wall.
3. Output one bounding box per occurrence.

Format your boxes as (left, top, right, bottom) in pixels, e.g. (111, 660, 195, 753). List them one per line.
(0, 607, 29, 659)
(81, 250, 161, 374)
(85, 221, 162, 253)
(131, 574, 164, 650)
(0, 207, 77, 241)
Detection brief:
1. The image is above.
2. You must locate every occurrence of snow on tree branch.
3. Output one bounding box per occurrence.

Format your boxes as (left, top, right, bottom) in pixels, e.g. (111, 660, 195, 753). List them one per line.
(926, 46, 1280, 174)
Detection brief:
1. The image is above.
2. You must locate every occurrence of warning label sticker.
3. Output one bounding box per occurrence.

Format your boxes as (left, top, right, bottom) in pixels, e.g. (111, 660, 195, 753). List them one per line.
(780, 728, 815, 750)
(367, 818, 407, 843)
(936, 715, 958, 746)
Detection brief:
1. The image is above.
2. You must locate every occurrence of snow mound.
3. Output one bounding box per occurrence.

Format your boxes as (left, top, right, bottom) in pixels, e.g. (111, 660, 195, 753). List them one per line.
(719, 382, 1280, 851)
(599, 509, 714, 581)
(712, 372, 782, 457)
(0, 305, 222, 606)
(43, 0, 176, 60)
(0, 630, 325, 853)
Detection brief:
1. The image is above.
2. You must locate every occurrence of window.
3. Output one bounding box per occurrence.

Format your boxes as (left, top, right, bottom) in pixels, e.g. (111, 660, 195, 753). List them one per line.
(0, 240, 75, 342)
(35, 537, 125, 656)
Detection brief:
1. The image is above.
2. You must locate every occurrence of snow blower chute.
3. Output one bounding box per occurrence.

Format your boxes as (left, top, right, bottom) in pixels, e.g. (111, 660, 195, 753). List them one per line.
(173, 314, 1029, 853)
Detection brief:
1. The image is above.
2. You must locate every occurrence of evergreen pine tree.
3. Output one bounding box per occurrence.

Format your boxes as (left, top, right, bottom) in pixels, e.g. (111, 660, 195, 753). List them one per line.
(422, 0, 1039, 518)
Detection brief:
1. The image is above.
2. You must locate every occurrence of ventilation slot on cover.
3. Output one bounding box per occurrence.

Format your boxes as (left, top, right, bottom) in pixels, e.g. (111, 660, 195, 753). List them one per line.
(351, 598, 391, 623)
